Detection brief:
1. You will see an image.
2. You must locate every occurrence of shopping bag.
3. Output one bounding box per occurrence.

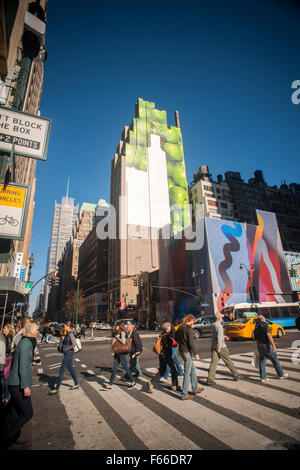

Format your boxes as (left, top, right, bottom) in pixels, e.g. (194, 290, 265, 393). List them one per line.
(3, 355, 13, 379)
(251, 349, 259, 369)
(74, 337, 82, 353)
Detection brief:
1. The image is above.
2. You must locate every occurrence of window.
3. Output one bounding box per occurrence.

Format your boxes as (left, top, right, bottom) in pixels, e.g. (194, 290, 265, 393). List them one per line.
(207, 200, 217, 207)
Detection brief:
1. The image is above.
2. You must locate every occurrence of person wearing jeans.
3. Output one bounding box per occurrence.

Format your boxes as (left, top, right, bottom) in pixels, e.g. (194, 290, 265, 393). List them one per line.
(161, 345, 184, 382)
(48, 322, 79, 395)
(175, 315, 204, 400)
(255, 315, 288, 382)
(0, 320, 39, 450)
(106, 321, 136, 390)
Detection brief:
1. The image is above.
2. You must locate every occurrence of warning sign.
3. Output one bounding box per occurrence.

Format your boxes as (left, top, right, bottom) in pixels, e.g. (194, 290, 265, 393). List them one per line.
(0, 106, 51, 160)
(0, 183, 30, 240)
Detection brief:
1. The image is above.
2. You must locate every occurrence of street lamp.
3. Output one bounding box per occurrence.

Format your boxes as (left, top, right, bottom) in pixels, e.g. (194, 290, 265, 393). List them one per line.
(192, 267, 205, 315)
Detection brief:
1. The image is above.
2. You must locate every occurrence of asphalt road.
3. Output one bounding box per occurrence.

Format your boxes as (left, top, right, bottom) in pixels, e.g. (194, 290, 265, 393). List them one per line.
(7, 328, 300, 451)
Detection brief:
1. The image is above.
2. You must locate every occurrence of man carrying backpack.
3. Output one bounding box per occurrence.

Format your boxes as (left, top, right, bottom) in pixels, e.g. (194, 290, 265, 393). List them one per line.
(254, 315, 288, 383)
(175, 314, 204, 400)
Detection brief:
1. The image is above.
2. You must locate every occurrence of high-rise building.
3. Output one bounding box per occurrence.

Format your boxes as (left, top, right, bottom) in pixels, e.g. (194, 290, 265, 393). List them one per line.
(189, 165, 236, 222)
(108, 98, 190, 318)
(44, 194, 79, 311)
(0, 0, 48, 281)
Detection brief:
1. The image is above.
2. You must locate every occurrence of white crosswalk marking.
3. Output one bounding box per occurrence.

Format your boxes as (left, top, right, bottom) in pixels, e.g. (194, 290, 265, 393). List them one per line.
(37, 346, 300, 450)
(87, 376, 201, 450)
(194, 360, 300, 408)
(58, 380, 125, 450)
(135, 376, 285, 450)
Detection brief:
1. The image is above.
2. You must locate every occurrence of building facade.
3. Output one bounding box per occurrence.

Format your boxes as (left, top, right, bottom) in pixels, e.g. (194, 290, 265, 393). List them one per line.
(189, 165, 236, 222)
(0, 0, 48, 279)
(108, 98, 190, 318)
(44, 195, 79, 312)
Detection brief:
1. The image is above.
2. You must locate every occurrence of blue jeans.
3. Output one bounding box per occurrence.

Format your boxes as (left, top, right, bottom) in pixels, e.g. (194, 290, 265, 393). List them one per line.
(258, 344, 284, 380)
(109, 353, 134, 385)
(56, 351, 78, 391)
(180, 352, 199, 398)
(162, 346, 184, 379)
(130, 354, 142, 377)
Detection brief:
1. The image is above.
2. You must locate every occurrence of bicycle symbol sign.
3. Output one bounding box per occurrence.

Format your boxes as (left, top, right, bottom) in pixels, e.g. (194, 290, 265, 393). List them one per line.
(0, 215, 19, 226)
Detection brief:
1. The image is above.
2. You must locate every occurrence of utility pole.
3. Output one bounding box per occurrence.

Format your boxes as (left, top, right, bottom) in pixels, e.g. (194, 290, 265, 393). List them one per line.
(75, 279, 80, 327)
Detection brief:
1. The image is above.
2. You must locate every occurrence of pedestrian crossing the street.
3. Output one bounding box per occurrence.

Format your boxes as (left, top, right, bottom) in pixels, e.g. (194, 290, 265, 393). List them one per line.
(33, 346, 300, 451)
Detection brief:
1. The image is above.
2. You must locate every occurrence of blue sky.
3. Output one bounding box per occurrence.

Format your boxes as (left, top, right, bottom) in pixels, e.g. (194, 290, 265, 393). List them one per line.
(29, 0, 300, 311)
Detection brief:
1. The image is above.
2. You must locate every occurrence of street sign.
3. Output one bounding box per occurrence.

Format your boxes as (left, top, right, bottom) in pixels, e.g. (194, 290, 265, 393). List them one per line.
(0, 106, 51, 161)
(0, 183, 31, 240)
(24, 282, 33, 294)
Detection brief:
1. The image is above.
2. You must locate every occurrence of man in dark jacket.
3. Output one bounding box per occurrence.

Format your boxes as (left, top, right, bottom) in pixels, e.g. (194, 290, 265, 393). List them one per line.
(175, 314, 203, 400)
(126, 323, 143, 378)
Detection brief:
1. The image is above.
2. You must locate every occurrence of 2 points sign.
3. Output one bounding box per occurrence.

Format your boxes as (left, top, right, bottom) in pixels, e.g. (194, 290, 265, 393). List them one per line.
(0, 106, 51, 161)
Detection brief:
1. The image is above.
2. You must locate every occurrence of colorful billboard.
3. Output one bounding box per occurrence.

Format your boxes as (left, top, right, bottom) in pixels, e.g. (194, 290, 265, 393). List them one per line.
(125, 98, 190, 232)
(158, 210, 293, 320)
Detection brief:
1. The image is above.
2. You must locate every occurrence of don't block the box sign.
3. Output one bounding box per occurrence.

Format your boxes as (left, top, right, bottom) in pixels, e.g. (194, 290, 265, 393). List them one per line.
(0, 183, 31, 240)
(0, 106, 51, 161)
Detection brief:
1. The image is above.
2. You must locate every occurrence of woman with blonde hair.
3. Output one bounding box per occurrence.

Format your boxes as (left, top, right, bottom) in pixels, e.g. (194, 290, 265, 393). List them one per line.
(2, 323, 15, 405)
(0, 320, 38, 450)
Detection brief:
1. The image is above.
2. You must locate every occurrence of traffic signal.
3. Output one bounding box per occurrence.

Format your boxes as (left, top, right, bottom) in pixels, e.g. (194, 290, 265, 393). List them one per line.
(133, 277, 138, 287)
(138, 277, 144, 288)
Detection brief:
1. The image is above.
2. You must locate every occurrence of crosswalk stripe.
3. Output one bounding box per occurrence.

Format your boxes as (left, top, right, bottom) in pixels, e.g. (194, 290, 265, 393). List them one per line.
(135, 375, 285, 450)
(194, 360, 300, 408)
(86, 375, 201, 450)
(200, 357, 300, 389)
(196, 382, 300, 442)
(58, 379, 125, 450)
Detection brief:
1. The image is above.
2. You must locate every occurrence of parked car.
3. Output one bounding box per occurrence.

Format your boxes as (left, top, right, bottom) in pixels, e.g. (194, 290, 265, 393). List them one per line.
(89, 322, 103, 330)
(225, 317, 285, 340)
(192, 316, 232, 339)
(53, 323, 64, 337)
(100, 323, 111, 330)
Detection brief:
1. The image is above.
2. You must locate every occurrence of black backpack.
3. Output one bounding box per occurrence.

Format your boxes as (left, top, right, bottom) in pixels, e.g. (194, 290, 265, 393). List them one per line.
(253, 320, 267, 341)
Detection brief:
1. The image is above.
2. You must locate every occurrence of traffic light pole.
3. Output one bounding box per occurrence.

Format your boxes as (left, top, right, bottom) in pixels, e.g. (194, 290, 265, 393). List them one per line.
(75, 279, 80, 327)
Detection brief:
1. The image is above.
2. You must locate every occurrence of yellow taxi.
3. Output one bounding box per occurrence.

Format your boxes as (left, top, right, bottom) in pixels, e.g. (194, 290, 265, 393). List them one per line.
(225, 315, 285, 340)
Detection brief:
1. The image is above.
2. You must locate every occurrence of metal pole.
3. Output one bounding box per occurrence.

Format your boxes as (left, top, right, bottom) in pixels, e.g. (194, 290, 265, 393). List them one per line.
(75, 279, 80, 327)
(1, 292, 8, 330)
(11, 302, 15, 325)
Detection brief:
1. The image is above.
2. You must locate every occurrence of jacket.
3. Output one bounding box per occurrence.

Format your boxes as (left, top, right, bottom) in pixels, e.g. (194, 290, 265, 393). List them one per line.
(7, 337, 34, 389)
(129, 330, 142, 355)
(175, 324, 197, 356)
(62, 330, 76, 354)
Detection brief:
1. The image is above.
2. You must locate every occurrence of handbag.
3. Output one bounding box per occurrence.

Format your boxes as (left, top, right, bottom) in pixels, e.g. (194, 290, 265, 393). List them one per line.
(74, 337, 82, 354)
(153, 336, 162, 355)
(251, 349, 260, 369)
(57, 339, 64, 354)
(111, 337, 132, 354)
(3, 355, 13, 379)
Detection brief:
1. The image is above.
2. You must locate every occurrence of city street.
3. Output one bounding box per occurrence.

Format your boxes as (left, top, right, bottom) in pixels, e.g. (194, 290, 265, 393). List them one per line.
(8, 329, 300, 451)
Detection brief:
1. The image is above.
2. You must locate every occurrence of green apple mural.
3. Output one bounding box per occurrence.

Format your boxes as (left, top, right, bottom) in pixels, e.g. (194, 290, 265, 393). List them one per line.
(125, 98, 190, 231)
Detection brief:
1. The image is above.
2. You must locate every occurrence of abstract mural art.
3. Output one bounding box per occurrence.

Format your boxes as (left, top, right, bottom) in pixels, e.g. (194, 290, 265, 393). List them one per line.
(158, 210, 293, 320)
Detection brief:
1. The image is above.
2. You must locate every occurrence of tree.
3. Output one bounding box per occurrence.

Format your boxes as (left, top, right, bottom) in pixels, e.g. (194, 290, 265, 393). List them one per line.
(64, 288, 85, 324)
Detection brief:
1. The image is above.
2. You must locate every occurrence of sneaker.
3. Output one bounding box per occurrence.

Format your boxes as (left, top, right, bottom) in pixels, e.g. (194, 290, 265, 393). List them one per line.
(261, 378, 270, 382)
(206, 379, 216, 386)
(128, 382, 136, 390)
(181, 395, 194, 401)
(279, 373, 288, 380)
(147, 382, 153, 393)
(159, 377, 167, 383)
(194, 387, 204, 394)
(234, 374, 243, 381)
